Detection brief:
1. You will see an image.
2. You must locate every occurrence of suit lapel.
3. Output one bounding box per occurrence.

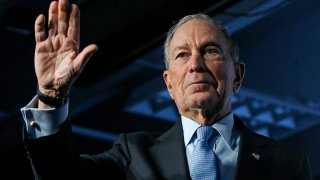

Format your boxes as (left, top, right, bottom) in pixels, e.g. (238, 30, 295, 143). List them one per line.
(149, 120, 191, 180)
(234, 116, 273, 180)
(148, 116, 274, 180)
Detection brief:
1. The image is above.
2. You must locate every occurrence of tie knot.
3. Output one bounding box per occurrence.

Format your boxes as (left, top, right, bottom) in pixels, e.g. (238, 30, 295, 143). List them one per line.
(196, 126, 213, 141)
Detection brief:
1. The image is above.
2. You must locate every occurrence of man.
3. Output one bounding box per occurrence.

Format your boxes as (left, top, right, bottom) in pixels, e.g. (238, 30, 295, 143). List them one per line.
(21, 0, 312, 179)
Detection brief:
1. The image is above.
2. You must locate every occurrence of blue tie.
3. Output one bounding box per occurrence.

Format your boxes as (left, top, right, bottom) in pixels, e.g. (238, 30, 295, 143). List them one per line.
(190, 126, 218, 180)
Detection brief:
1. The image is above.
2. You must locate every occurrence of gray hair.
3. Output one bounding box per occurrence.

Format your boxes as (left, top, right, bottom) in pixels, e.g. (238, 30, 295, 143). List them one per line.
(163, 14, 239, 69)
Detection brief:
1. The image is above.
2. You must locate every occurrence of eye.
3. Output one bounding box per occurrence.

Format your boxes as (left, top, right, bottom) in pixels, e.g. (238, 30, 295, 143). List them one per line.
(203, 46, 219, 55)
(176, 52, 189, 59)
(202, 46, 221, 60)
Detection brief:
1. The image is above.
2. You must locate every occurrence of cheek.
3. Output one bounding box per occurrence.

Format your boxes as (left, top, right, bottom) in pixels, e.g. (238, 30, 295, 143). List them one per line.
(171, 67, 187, 89)
(212, 63, 234, 81)
(209, 63, 235, 94)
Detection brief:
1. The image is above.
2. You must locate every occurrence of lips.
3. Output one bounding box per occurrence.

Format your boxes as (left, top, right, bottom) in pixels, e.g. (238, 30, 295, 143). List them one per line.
(185, 74, 218, 89)
(187, 79, 216, 88)
(189, 81, 210, 85)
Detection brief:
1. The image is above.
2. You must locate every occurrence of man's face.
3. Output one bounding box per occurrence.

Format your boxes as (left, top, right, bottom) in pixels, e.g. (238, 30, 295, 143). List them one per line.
(163, 19, 244, 119)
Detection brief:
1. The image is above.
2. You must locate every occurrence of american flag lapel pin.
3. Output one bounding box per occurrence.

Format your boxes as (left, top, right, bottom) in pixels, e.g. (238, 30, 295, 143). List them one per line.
(252, 152, 260, 160)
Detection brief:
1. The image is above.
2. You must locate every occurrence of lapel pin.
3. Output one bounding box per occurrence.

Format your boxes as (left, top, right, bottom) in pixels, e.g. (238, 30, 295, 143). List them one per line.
(252, 152, 260, 160)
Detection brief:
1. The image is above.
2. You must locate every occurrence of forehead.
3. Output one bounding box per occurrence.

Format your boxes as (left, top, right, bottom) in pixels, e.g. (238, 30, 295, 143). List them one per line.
(169, 19, 227, 50)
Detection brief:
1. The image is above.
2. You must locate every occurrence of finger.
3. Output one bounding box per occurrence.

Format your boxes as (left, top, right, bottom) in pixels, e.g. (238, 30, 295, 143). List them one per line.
(67, 4, 80, 46)
(73, 44, 98, 72)
(58, 0, 69, 35)
(35, 14, 47, 43)
(48, 1, 58, 37)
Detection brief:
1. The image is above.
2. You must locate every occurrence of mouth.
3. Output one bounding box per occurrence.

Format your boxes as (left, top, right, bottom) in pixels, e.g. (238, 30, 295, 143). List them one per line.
(188, 80, 215, 88)
(190, 81, 209, 85)
(186, 74, 218, 89)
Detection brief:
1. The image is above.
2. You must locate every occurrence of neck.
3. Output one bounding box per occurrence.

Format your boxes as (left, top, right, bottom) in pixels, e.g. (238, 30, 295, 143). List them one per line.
(182, 107, 230, 126)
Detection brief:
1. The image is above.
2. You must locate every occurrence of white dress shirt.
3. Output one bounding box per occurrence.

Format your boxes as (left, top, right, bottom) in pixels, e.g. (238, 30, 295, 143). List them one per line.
(20, 96, 68, 138)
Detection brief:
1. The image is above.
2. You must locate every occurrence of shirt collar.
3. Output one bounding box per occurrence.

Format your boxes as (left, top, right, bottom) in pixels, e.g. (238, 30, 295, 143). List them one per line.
(181, 112, 234, 148)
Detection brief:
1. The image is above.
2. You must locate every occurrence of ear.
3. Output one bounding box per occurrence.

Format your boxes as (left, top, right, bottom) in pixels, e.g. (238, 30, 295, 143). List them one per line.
(233, 62, 245, 93)
(163, 70, 174, 99)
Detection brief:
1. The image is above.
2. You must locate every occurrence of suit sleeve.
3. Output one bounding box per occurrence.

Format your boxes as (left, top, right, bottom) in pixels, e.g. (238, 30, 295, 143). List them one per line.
(23, 121, 130, 180)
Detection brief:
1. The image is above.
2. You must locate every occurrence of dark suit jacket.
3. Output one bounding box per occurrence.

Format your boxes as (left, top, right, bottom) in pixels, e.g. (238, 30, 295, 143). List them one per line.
(24, 116, 312, 180)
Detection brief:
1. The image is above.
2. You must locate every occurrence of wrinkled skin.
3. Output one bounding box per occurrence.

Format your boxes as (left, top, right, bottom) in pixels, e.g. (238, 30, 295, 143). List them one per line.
(163, 19, 245, 125)
(34, 0, 98, 108)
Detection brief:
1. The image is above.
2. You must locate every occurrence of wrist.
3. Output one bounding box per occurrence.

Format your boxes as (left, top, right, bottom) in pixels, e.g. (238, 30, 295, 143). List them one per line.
(37, 85, 68, 107)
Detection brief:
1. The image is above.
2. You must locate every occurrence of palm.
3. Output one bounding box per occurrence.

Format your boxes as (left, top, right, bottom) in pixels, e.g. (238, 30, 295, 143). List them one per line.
(35, 35, 78, 92)
(34, 0, 97, 96)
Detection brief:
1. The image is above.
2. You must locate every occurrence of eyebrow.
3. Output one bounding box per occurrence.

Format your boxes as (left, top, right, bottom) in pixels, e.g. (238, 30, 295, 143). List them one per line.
(172, 44, 189, 53)
(172, 41, 224, 53)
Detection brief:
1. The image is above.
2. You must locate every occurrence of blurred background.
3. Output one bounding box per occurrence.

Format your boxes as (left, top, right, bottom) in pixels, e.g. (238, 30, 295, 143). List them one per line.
(0, 0, 320, 179)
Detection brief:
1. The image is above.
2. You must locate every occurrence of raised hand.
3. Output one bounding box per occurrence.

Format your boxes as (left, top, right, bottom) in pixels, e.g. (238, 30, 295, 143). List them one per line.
(34, 0, 98, 103)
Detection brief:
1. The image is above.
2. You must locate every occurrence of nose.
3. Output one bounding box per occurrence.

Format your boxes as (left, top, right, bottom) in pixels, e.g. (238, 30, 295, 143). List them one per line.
(190, 53, 206, 73)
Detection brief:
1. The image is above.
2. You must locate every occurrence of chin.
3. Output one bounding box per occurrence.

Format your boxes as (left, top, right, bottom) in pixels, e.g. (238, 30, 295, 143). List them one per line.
(189, 93, 218, 108)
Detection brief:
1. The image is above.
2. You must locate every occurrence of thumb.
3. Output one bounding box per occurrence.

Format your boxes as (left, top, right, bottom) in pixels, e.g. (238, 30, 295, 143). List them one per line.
(74, 44, 98, 72)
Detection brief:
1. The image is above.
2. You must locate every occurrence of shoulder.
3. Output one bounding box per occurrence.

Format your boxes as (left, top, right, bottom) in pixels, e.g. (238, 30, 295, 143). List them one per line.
(251, 129, 306, 157)
(235, 115, 308, 161)
(125, 131, 162, 140)
(114, 121, 182, 147)
(242, 123, 309, 168)
(114, 131, 162, 147)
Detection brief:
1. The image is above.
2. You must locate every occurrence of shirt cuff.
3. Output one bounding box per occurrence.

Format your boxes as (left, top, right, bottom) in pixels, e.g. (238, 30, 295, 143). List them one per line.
(20, 95, 69, 139)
